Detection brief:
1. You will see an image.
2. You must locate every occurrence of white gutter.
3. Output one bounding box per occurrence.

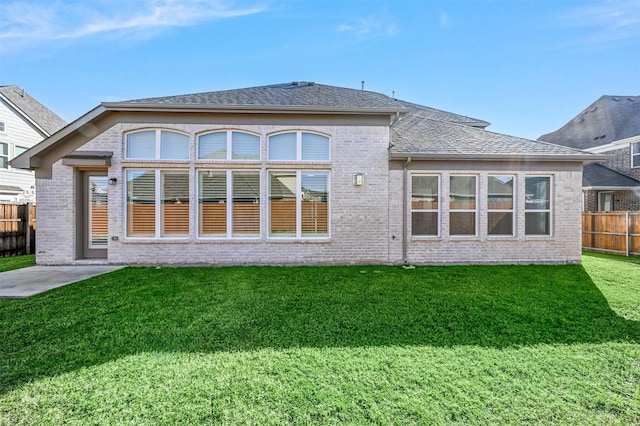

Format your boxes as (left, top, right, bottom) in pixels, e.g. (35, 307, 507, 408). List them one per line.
(402, 156, 412, 264)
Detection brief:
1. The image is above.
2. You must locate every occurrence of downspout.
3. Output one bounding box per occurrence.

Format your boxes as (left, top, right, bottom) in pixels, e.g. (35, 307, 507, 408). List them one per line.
(402, 156, 412, 264)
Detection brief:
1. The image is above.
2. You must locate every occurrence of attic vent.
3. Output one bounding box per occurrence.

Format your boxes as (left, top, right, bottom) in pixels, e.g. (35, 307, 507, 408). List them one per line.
(629, 97, 636, 101)
(612, 97, 620, 101)
(593, 135, 606, 140)
(291, 81, 314, 87)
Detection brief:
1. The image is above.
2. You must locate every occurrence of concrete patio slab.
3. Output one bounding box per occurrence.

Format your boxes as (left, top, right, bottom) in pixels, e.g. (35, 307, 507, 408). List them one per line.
(0, 265, 123, 298)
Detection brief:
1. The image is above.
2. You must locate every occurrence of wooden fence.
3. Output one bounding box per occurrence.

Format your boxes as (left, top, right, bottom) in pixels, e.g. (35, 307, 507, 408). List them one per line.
(0, 203, 36, 257)
(582, 212, 640, 256)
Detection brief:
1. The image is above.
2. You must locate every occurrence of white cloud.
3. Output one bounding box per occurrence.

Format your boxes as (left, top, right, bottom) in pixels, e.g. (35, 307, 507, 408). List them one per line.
(439, 12, 449, 29)
(557, 0, 640, 49)
(0, 0, 266, 52)
(337, 16, 397, 41)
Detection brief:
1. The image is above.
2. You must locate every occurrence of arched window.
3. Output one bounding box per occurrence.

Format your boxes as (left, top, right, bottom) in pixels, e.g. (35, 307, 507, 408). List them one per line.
(126, 130, 189, 160)
(268, 132, 329, 161)
(198, 131, 260, 160)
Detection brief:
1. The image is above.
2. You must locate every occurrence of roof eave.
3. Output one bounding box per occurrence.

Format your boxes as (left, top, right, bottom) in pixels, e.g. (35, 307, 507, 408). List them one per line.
(10, 105, 107, 170)
(583, 185, 640, 190)
(101, 102, 410, 115)
(389, 152, 608, 163)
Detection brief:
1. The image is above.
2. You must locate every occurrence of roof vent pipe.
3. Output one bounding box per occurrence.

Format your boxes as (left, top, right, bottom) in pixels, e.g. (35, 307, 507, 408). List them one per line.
(361, 80, 365, 91)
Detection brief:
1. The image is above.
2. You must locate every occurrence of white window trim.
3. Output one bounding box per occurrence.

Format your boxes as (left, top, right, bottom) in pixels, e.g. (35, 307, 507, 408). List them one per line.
(267, 131, 331, 162)
(632, 141, 640, 168)
(196, 130, 262, 162)
(196, 169, 262, 240)
(125, 129, 191, 161)
(487, 175, 516, 237)
(449, 175, 478, 237)
(410, 174, 440, 238)
(524, 175, 553, 237)
(124, 168, 191, 240)
(268, 170, 330, 239)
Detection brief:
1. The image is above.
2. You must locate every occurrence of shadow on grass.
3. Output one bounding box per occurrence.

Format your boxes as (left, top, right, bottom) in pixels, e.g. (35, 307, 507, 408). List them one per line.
(1, 263, 638, 394)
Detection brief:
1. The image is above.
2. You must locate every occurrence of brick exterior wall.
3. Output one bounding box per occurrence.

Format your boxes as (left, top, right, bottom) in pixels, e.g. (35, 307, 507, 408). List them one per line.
(584, 145, 640, 211)
(606, 146, 640, 180)
(35, 121, 585, 266)
(584, 189, 640, 212)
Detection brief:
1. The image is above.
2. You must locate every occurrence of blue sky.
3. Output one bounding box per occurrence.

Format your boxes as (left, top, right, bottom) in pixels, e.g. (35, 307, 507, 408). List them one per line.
(1, 0, 639, 140)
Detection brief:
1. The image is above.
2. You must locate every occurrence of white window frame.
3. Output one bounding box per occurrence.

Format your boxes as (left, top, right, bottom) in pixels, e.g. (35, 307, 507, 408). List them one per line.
(125, 129, 190, 160)
(125, 169, 190, 239)
(524, 175, 553, 237)
(0, 142, 8, 169)
(268, 131, 330, 162)
(597, 191, 614, 212)
(268, 170, 330, 239)
(197, 130, 261, 161)
(487, 175, 516, 237)
(197, 169, 261, 239)
(410, 174, 440, 237)
(449, 175, 478, 237)
(632, 141, 640, 168)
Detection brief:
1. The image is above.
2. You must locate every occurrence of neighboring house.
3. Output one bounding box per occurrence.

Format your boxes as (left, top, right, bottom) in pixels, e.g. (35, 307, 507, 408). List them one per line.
(12, 82, 601, 266)
(0, 86, 66, 203)
(539, 95, 640, 212)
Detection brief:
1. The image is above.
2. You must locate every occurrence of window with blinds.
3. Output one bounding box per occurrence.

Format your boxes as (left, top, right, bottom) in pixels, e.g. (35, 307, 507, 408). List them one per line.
(126, 130, 189, 160)
(161, 171, 190, 236)
(449, 175, 477, 236)
(126, 169, 189, 238)
(198, 131, 260, 160)
(269, 171, 328, 238)
(487, 175, 514, 236)
(268, 132, 329, 161)
(127, 170, 156, 237)
(198, 170, 260, 238)
(411, 175, 439, 236)
(525, 176, 551, 235)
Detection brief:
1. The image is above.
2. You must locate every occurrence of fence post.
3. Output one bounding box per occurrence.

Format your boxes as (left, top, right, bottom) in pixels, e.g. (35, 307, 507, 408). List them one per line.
(626, 211, 630, 257)
(25, 203, 32, 255)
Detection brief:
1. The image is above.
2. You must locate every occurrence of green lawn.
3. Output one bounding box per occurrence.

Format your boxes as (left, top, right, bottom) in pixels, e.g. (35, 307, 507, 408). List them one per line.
(0, 254, 34, 272)
(1, 253, 639, 424)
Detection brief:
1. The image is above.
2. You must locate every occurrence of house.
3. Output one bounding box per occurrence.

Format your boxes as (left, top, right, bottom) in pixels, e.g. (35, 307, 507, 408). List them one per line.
(0, 85, 66, 203)
(12, 82, 601, 266)
(539, 95, 640, 212)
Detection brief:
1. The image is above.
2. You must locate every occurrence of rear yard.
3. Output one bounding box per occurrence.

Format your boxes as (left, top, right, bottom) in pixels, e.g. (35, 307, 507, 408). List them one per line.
(0, 253, 638, 424)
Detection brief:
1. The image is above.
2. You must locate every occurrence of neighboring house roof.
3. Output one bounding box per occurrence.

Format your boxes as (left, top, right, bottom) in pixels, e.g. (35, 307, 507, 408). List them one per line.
(13, 82, 602, 175)
(390, 106, 595, 161)
(0, 85, 67, 136)
(538, 95, 640, 150)
(582, 164, 640, 189)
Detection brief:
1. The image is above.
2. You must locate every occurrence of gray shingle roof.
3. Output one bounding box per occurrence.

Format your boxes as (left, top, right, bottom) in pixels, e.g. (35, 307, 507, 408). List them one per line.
(119, 82, 408, 110)
(583, 163, 640, 188)
(0, 85, 66, 135)
(539, 95, 640, 149)
(390, 109, 589, 157)
(393, 99, 489, 128)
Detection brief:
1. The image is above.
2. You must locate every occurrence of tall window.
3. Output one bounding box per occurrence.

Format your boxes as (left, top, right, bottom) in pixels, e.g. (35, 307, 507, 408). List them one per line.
(632, 142, 640, 168)
(525, 176, 551, 235)
(487, 175, 514, 236)
(0, 143, 7, 168)
(269, 171, 328, 238)
(198, 170, 260, 238)
(126, 130, 189, 160)
(449, 176, 477, 236)
(126, 170, 190, 237)
(268, 132, 330, 161)
(198, 131, 260, 160)
(411, 175, 439, 236)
